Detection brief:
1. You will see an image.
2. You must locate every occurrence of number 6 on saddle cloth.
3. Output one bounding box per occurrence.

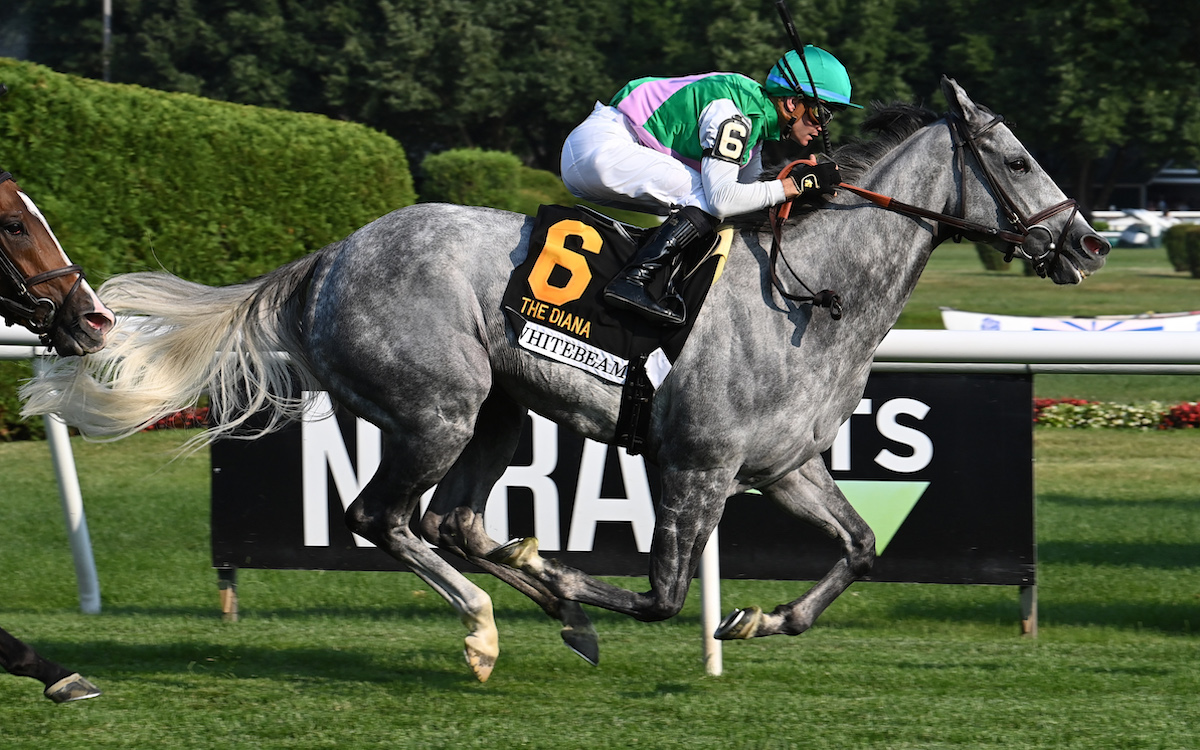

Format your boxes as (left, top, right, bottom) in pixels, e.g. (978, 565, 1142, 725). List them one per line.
(501, 204, 731, 452)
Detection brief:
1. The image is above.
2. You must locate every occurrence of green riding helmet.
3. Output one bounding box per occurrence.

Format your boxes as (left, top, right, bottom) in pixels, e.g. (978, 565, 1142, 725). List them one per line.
(765, 45, 863, 110)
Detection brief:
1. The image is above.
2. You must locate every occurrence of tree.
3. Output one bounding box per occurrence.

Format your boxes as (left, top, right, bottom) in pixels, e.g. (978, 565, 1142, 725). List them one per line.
(901, 0, 1200, 213)
(7, 0, 1198, 191)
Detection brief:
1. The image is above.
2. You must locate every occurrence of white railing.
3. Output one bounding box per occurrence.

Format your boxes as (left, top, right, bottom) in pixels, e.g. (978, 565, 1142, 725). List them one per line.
(873, 330, 1200, 374)
(7, 326, 1200, 652)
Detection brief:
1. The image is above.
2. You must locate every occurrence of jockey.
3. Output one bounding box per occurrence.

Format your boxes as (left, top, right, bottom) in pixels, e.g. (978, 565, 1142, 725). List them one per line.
(560, 45, 862, 325)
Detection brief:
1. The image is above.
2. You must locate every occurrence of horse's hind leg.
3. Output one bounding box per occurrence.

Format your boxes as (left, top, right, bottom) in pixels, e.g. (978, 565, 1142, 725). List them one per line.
(715, 458, 875, 639)
(0, 626, 101, 702)
(489, 467, 733, 623)
(344, 437, 501, 682)
(419, 392, 599, 665)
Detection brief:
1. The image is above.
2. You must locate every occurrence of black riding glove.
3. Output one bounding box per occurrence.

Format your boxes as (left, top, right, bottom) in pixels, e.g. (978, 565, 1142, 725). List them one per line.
(790, 162, 842, 205)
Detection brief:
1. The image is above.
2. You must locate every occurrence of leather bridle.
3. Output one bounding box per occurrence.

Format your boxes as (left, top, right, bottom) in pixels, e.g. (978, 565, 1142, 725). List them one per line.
(768, 109, 1082, 316)
(840, 111, 1080, 277)
(0, 171, 86, 343)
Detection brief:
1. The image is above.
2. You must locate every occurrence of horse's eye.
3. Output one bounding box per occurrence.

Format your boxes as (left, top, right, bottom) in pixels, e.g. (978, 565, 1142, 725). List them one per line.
(2, 221, 25, 235)
(1008, 158, 1030, 174)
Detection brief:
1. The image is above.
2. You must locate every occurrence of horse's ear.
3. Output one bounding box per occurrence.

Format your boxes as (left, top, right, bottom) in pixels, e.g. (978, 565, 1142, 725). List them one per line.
(940, 76, 986, 127)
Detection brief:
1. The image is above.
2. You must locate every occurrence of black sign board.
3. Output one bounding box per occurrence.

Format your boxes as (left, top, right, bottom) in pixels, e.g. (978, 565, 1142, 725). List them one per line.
(212, 373, 1034, 586)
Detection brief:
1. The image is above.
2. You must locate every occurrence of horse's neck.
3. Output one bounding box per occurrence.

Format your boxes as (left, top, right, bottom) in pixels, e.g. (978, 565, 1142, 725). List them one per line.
(861, 122, 959, 217)
(794, 123, 958, 337)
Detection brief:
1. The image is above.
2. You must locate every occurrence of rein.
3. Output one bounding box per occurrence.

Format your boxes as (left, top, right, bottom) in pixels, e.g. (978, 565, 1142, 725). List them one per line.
(0, 170, 86, 343)
(768, 110, 1081, 310)
(767, 160, 843, 319)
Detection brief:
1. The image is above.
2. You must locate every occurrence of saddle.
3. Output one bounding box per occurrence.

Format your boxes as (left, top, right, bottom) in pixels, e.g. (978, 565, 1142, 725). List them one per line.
(502, 204, 731, 453)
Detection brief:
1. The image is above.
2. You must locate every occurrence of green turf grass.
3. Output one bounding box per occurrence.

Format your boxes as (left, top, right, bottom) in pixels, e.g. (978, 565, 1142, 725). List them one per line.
(0, 429, 1196, 749)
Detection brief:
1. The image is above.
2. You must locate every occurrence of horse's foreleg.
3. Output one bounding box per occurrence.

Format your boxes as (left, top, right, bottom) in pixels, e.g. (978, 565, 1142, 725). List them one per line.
(345, 444, 500, 682)
(0, 626, 101, 702)
(419, 393, 600, 665)
(716, 459, 875, 639)
(489, 468, 730, 623)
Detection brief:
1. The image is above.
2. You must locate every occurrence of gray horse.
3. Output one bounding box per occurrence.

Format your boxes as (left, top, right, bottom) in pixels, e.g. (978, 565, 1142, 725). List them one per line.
(23, 78, 1108, 682)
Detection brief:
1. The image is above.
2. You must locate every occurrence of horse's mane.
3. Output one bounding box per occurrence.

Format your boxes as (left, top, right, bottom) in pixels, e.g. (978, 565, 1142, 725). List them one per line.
(730, 101, 943, 230)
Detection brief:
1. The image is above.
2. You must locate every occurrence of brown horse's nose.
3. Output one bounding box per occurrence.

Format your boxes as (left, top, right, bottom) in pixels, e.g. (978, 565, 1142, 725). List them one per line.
(85, 310, 115, 336)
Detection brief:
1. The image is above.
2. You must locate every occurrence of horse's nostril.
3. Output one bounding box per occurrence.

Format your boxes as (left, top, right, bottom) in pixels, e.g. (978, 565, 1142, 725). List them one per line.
(85, 312, 114, 334)
(1082, 234, 1109, 256)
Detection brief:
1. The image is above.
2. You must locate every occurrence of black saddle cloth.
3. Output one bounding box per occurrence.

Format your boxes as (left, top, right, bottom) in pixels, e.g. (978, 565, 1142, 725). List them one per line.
(502, 203, 724, 388)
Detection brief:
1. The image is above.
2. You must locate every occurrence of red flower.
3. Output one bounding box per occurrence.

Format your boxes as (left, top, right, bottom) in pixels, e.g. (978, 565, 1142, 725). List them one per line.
(1161, 402, 1200, 429)
(144, 407, 211, 431)
(1033, 398, 1094, 423)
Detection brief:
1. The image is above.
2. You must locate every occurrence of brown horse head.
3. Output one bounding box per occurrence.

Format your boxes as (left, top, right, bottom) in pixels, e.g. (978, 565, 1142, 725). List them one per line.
(0, 171, 113, 356)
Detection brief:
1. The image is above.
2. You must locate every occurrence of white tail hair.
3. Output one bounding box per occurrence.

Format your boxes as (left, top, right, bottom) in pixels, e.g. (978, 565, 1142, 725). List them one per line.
(21, 254, 324, 448)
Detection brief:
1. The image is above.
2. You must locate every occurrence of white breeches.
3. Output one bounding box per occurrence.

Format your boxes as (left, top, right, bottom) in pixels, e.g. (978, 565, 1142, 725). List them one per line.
(560, 103, 708, 216)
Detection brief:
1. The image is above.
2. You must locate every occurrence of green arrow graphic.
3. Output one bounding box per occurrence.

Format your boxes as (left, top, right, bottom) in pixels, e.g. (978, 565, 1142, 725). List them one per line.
(835, 480, 929, 555)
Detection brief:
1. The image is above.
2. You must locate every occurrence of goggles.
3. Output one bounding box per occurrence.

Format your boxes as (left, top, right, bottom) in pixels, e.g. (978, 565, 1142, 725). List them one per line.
(801, 98, 841, 128)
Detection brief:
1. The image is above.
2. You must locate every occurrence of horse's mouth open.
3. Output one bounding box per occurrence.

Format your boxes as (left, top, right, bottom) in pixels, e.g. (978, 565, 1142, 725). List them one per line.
(50, 311, 115, 357)
(1051, 233, 1110, 285)
(85, 311, 115, 336)
(1082, 233, 1109, 258)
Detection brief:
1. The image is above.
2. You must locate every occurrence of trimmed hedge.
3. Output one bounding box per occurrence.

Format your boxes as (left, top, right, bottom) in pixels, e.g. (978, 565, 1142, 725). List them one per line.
(420, 149, 526, 212)
(420, 148, 658, 227)
(1162, 223, 1200, 278)
(0, 58, 416, 286)
(972, 242, 1034, 275)
(1164, 224, 1191, 273)
(0, 58, 417, 440)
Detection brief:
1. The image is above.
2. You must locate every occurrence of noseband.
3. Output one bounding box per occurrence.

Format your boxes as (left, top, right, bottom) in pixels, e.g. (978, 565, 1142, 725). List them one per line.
(0, 171, 86, 343)
(840, 112, 1080, 277)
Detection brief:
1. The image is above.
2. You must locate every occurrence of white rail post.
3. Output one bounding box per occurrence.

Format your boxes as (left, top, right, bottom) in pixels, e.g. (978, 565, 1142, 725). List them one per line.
(41, 407, 102, 614)
(699, 527, 723, 676)
(2, 333, 103, 615)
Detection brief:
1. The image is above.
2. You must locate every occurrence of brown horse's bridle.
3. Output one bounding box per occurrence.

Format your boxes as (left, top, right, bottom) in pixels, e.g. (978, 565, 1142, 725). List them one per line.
(0, 171, 86, 341)
(769, 110, 1081, 317)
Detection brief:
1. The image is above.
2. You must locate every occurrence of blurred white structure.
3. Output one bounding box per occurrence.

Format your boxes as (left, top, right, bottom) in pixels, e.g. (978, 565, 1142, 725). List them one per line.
(1092, 209, 1197, 247)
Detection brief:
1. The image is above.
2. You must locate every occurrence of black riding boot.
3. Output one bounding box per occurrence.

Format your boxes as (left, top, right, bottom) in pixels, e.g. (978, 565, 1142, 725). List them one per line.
(603, 206, 715, 326)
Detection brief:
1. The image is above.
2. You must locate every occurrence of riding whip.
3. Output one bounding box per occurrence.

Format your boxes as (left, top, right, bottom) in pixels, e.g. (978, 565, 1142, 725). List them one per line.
(773, 0, 832, 158)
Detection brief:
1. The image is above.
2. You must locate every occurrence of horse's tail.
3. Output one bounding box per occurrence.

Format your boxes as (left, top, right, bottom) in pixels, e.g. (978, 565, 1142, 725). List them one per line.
(20, 252, 325, 448)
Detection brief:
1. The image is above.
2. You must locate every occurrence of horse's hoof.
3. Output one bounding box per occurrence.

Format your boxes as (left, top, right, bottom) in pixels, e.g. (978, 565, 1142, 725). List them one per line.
(464, 645, 496, 683)
(44, 673, 102, 703)
(486, 537, 541, 571)
(561, 622, 600, 666)
(462, 614, 499, 684)
(714, 606, 763, 640)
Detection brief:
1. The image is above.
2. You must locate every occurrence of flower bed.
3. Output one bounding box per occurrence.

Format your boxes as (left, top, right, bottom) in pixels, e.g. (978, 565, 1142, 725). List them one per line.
(144, 407, 211, 431)
(1034, 398, 1200, 430)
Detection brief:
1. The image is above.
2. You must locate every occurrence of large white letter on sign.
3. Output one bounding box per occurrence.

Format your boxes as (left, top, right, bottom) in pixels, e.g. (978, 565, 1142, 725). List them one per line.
(831, 399, 873, 471)
(874, 398, 933, 473)
(302, 391, 382, 547)
(567, 440, 656, 552)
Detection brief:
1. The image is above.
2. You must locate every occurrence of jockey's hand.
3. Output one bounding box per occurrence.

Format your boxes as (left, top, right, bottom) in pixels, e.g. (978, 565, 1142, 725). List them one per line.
(788, 161, 842, 205)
